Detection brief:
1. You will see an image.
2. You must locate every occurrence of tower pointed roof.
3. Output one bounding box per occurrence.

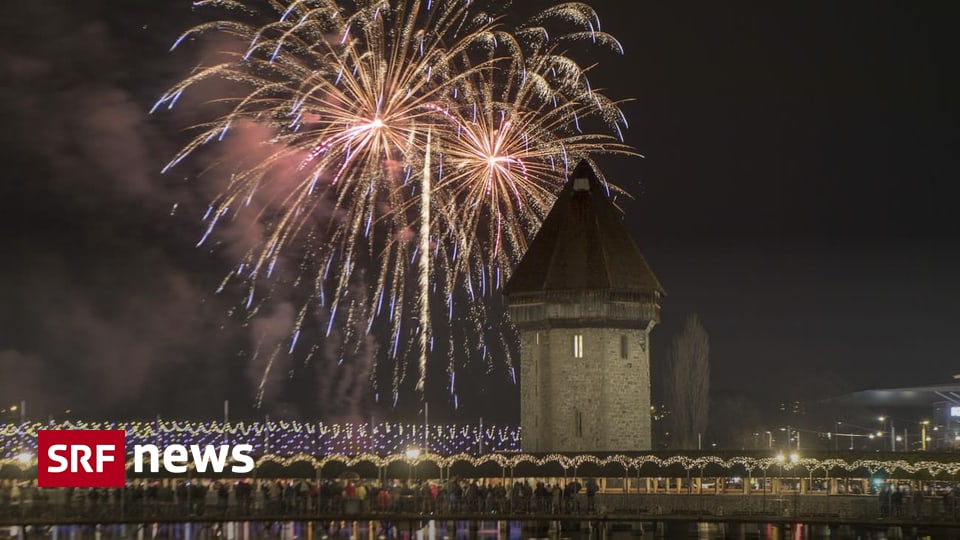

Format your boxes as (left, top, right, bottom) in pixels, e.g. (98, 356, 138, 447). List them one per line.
(505, 160, 664, 295)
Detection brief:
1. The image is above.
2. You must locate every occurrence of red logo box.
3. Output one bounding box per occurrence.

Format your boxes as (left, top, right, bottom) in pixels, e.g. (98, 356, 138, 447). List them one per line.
(38, 430, 126, 488)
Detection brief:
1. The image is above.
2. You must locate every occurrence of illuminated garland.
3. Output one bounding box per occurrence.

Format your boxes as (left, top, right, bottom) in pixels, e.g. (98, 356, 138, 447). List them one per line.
(2, 451, 960, 478)
(0, 421, 520, 460)
(4, 422, 960, 477)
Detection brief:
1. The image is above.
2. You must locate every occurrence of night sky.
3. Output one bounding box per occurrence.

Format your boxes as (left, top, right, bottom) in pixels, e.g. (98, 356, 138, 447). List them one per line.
(2, 1, 958, 426)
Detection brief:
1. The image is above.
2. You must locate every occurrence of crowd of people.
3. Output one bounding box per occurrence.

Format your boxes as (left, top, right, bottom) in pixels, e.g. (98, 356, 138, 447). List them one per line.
(4, 477, 960, 522)
(877, 483, 960, 520)
(0, 477, 602, 520)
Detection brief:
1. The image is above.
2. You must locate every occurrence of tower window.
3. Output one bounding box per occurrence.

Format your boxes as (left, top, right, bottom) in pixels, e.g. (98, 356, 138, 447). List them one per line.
(576, 411, 583, 437)
(573, 334, 584, 358)
(621, 335, 629, 359)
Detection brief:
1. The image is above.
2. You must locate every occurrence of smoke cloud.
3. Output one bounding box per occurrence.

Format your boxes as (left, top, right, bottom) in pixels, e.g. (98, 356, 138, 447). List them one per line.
(0, 0, 374, 421)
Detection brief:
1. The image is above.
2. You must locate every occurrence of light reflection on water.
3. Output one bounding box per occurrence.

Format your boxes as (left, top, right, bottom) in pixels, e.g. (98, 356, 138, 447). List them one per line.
(5, 521, 954, 540)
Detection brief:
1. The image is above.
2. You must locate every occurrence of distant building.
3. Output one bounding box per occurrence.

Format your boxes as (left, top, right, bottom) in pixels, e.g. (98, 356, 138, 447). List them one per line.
(504, 161, 664, 452)
(834, 382, 960, 450)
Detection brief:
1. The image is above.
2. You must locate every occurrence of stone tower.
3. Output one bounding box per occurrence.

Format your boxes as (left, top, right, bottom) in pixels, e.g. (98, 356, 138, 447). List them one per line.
(504, 161, 664, 452)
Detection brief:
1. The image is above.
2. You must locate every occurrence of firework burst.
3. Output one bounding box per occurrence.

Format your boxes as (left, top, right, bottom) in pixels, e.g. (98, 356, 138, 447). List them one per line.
(155, 0, 634, 408)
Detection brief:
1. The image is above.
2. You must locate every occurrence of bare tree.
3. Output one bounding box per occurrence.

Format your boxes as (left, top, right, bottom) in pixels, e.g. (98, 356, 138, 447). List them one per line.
(668, 314, 710, 449)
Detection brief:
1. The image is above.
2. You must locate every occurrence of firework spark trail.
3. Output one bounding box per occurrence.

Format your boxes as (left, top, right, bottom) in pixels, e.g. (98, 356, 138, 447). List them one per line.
(417, 127, 431, 394)
(156, 0, 634, 407)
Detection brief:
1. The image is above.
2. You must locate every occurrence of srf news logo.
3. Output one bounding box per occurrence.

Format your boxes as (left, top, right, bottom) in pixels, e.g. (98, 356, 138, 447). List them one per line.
(37, 430, 255, 488)
(38, 430, 126, 488)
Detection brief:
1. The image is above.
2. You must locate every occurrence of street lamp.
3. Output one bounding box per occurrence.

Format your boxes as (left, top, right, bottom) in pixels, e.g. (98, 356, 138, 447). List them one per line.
(835, 422, 860, 451)
(838, 421, 887, 451)
(1, 403, 25, 424)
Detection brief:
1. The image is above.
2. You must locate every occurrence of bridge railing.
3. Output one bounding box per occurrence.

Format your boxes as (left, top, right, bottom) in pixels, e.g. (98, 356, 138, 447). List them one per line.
(2, 488, 960, 525)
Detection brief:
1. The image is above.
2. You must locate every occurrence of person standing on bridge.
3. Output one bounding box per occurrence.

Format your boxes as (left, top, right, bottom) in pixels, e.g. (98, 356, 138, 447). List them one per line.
(912, 487, 924, 519)
(878, 484, 891, 518)
(551, 483, 562, 514)
(891, 486, 903, 517)
(586, 479, 599, 513)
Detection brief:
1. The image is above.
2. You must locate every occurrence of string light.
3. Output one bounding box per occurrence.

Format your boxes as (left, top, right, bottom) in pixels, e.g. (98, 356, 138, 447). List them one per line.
(3, 421, 960, 477)
(0, 420, 520, 464)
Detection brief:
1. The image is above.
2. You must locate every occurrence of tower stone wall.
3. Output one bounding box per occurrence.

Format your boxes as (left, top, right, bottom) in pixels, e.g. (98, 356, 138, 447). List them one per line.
(517, 326, 653, 452)
(505, 161, 663, 453)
